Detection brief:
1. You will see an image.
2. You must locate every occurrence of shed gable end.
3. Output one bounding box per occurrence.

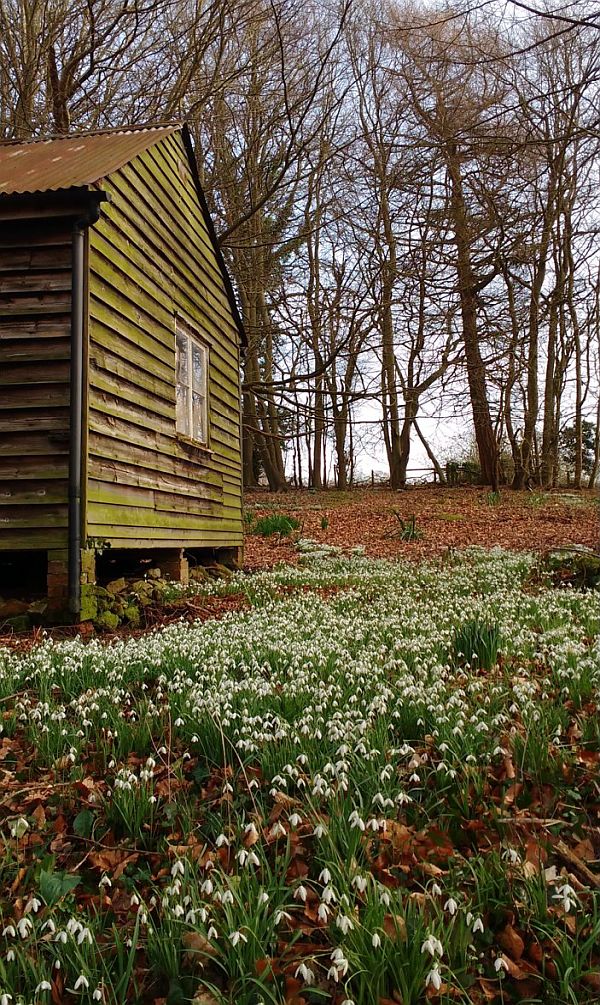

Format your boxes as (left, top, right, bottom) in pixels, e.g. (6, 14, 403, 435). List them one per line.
(86, 130, 243, 550)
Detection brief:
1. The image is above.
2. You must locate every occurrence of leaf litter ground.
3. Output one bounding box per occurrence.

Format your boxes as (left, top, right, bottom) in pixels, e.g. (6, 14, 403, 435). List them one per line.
(0, 491, 599, 1005)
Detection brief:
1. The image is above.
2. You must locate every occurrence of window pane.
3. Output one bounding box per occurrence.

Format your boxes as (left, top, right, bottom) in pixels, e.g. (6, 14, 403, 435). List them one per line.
(176, 331, 189, 386)
(176, 383, 190, 437)
(191, 342, 205, 392)
(192, 392, 206, 443)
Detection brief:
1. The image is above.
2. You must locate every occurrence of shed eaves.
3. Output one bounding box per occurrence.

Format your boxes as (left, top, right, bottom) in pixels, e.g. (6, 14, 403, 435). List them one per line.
(0, 124, 180, 195)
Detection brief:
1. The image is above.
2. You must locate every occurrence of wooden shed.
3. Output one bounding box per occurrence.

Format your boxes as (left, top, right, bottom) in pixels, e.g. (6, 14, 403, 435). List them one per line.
(0, 123, 245, 620)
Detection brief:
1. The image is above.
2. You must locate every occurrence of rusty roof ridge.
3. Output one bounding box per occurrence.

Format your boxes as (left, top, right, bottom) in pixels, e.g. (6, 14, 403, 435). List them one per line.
(0, 120, 183, 147)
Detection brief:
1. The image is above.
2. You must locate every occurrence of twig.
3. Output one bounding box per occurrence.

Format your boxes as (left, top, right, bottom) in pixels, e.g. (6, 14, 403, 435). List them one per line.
(497, 816, 566, 826)
(553, 837, 600, 889)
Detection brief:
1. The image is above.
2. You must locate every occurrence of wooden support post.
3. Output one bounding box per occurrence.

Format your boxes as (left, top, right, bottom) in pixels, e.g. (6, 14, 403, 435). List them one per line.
(159, 548, 189, 585)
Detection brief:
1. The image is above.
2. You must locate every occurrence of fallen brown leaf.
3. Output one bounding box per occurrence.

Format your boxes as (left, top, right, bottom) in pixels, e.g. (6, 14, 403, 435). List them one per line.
(497, 923, 525, 960)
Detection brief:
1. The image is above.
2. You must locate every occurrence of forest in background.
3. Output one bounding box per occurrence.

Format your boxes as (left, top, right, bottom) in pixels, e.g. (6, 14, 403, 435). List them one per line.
(1, 0, 599, 492)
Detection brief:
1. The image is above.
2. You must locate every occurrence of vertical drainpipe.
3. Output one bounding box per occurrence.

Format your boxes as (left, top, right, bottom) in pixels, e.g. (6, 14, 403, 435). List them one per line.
(68, 197, 105, 617)
(68, 220, 86, 617)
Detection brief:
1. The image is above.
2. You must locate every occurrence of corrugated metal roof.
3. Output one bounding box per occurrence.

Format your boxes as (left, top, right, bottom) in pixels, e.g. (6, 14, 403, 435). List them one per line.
(0, 124, 180, 195)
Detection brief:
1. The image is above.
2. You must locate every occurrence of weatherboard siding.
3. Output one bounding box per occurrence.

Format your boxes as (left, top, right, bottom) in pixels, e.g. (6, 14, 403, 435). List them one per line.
(0, 220, 72, 549)
(86, 131, 243, 549)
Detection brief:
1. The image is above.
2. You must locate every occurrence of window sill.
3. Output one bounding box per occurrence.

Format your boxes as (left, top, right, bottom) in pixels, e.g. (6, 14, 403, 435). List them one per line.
(176, 434, 213, 457)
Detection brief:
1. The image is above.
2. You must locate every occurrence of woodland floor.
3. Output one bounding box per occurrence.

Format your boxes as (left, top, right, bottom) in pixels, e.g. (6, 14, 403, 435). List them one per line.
(243, 486, 599, 569)
(0, 488, 599, 1005)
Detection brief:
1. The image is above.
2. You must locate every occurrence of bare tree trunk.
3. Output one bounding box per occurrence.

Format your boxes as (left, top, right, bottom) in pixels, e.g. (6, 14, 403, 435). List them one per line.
(447, 146, 499, 490)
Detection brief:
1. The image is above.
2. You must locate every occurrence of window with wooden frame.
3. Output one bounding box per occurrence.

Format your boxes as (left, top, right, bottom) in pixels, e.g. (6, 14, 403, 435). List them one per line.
(175, 325, 209, 445)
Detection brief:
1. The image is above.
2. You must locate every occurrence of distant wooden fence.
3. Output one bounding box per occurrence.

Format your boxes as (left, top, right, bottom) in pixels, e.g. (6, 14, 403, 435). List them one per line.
(369, 467, 442, 487)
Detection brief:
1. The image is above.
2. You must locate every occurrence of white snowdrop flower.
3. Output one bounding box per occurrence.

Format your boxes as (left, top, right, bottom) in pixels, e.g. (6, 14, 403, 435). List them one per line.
(379, 889, 391, 907)
(430, 882, 442, 897)
(174, 718, 184, 727)
(336, 913, 354, 934)
(247, 850, 260, 868)
(319, 868, 331, 884)
(466, 912, 473, 926)
(294, 962, 315, 985)
(0, 995, 12, 1005)
(351, 875, 368, 893)
(270, 821, 287, 838)
(313, 823, 326, 838)
(2, 924, 16, 938)
(340, 1001, 355, 1005)
(17, 917, 32, 939)
(74, 975, 90, 991)
(130, 894, 140, 907)
(215, 833, 229, 847)
(98, 874, 112, 888)
(201, 878, 214, 895)
(495, 956, 508, 974)
(77, 927, 93, 945)
(6, 950, 15, 962)
(426, 966, 442, 991)
(421, 934, 443, 958)
(472, 917, 484, 934)
(329, 947, 349, 975)
(222, 889, 234, 906)
(259, 891, 269, 904)
(237, 849, 249, 867)
(9, 817, 29, 839)
(244, 822, 259, 841)
(35, 982, 52, 993)
(274, 910, 292, 925)
(229, 930, 247, 947)
(444, 897, 458, 916)
(348, 809, 365, 831)
(293, 884, 308, 903)
(321, 884, 336, 905)
(317, 902, 330, 922)
(289, 813, 302, 828)
(554, 883, 577, 913)
(502, 847, 522, 865)
(172, 905, 184, 918)
(25, 897, 41, 914)
(207, 925, 218, 940)
(372, 932, 382, 948)
(171, 860, 185, 877)
(55, 931, 68, 944)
